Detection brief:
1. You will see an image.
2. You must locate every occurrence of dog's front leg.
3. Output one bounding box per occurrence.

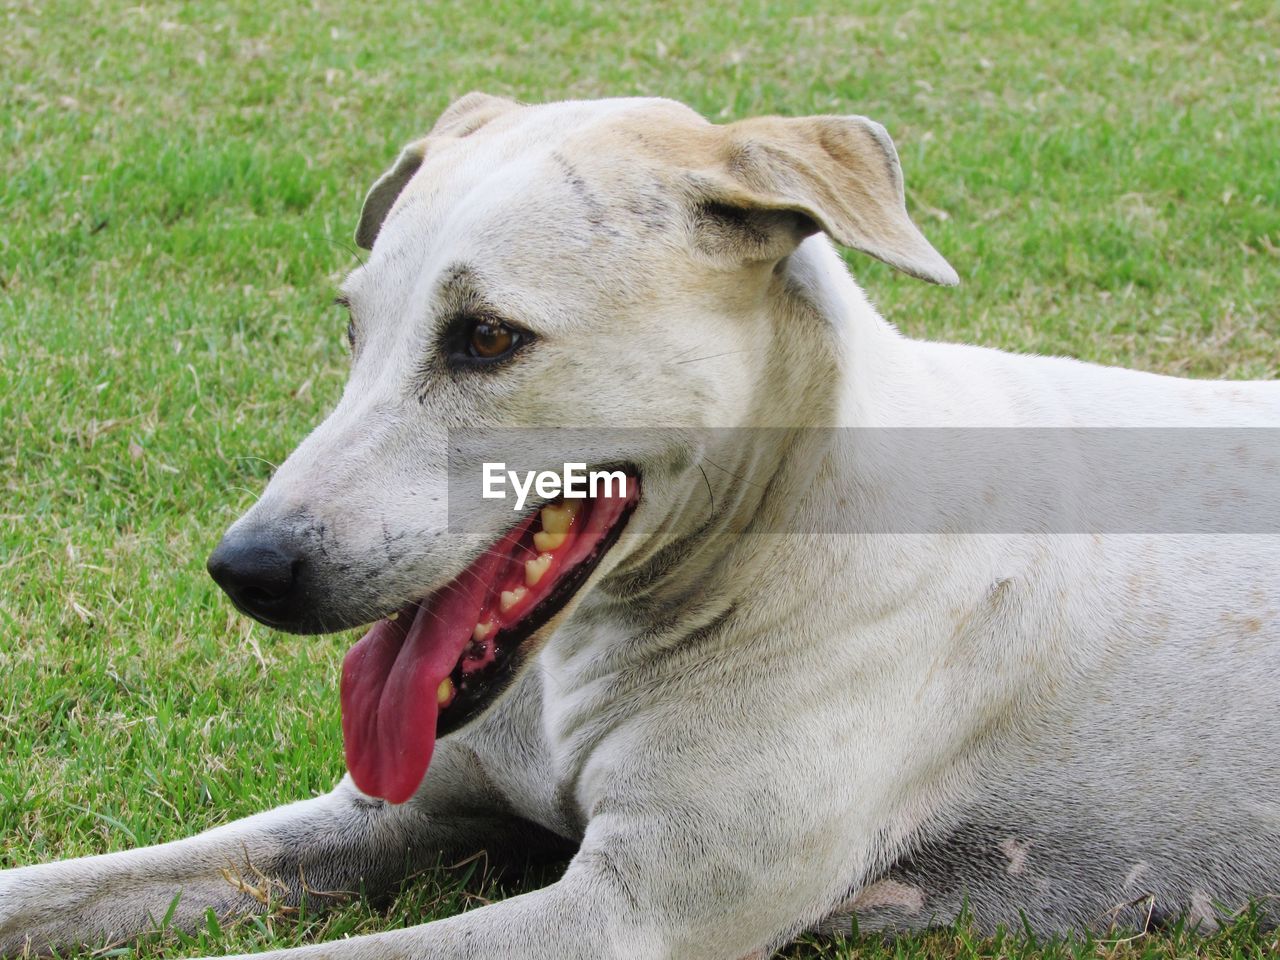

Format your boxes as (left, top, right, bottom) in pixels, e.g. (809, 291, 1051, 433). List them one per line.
(186, 804, 858, 960)
(0, 740, 552, 957)
(201, 868, 653, 960)
(189, 863, 663, 960)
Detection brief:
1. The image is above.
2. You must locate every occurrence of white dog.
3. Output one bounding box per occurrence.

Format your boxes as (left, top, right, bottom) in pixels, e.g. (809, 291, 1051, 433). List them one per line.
(3, 93, 1278, 960)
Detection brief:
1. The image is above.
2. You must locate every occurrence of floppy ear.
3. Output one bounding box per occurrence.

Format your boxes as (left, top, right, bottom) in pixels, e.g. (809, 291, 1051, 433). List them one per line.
(354, 138, 430, 249)
(693, 114, 958, 285)
(354, 92, 519, 249)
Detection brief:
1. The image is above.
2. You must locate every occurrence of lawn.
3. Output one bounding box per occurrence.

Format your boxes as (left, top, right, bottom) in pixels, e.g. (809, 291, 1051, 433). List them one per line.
(1, 0, 1277, 957)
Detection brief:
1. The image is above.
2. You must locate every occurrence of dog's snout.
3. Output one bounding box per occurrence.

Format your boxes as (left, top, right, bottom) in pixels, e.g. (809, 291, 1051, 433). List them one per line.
(207, 529, 305, 627)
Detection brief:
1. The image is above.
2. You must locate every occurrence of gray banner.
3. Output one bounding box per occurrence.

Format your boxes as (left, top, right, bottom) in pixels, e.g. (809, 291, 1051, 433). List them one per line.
(446, 428, 1280, 535)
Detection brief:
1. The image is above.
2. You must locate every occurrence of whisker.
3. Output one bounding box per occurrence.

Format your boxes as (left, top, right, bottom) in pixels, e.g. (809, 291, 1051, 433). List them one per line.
(699, 456, 767, 490)
(696, 463, 716, 514)
(324, 235, 366, 269)
(673, 350, 750, 366)
(234, 455, 282, 472)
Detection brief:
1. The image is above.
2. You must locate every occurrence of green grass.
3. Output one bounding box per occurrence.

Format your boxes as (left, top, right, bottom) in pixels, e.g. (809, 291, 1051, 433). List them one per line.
(1, 0, 1278, 956)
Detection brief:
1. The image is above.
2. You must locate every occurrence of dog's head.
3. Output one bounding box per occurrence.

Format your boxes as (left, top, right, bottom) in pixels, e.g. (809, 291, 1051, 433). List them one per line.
(206, 93, 954, 802)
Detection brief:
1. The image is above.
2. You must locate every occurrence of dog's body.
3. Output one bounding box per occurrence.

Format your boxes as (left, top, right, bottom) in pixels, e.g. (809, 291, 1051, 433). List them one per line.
(3, 94, 1278, 959)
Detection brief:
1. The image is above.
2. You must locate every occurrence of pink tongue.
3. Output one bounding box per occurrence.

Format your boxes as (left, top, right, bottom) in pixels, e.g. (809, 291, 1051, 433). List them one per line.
(340, 525, 528, 803)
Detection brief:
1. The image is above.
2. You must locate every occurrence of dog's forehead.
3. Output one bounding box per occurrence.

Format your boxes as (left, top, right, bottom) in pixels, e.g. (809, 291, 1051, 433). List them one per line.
(389, 96, 709, 221)
(349, 98, 716, 315)
(483, 101, 703, 207)
(433, 95, 711, 171)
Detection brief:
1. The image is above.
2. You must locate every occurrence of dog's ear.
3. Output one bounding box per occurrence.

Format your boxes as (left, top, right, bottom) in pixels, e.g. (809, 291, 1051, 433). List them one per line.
(355, 92, 519, 249)
(428, 91, 518, 138)
(355, 138, 430, 250)
(691, 115, 958, 285)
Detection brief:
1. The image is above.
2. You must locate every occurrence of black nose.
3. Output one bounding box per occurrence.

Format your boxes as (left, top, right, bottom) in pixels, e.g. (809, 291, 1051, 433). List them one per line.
(207, 529, 305, 626)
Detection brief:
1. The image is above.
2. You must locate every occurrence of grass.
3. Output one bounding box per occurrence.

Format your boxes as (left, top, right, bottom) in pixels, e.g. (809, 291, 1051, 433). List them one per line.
(1, 0, 1277, 956)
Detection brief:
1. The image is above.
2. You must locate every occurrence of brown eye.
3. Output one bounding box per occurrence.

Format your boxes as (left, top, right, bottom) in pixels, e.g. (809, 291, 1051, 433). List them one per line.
(468, 320, 518, 360)
(444, 315, 533, 369)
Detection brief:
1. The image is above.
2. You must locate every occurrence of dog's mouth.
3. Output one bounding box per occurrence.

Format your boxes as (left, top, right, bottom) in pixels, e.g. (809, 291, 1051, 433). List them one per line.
(339, 471, 640, 804)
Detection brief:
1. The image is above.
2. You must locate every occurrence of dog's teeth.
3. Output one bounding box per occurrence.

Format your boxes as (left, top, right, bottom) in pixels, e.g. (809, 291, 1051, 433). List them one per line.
(525, 553, 553, 586)
(499, 586, 528, 612)
(473, 620, 495, 641)
(533, 531, 567, 552)
(437, 678, 454, 707)
(540, 501, 580, 535)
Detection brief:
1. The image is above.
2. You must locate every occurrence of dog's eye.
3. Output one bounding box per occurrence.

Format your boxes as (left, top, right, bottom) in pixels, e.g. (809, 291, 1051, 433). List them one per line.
(441, 315, 533, 370)
(469, 320, 516, 359)
(345, 317, 357, 351)
(467, 320, 521, 361)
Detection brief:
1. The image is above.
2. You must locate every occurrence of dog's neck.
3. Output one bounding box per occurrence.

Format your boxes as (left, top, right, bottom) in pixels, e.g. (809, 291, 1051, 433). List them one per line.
(542, 241, 1018, 775)
(583, 239, 939, 640)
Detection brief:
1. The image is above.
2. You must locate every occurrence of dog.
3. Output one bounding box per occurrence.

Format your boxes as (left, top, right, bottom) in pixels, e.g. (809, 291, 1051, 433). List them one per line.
(3, 92, 1278, 960)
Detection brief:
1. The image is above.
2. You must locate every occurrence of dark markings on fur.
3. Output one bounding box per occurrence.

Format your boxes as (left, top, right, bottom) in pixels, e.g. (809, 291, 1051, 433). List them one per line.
(551, 151, 620, 237)
(437, 261, 484, 299)
(379, 516, 411, 565)
(624, 187, 674, 232)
